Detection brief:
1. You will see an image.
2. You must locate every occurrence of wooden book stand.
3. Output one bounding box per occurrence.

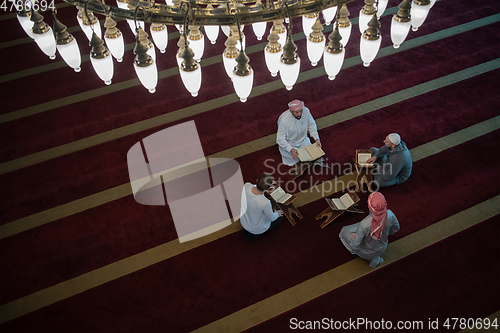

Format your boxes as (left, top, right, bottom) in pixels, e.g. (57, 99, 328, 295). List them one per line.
(315, 190, 363, 229)
(354, 150, 375, 193)
(265, 191, 303, 226)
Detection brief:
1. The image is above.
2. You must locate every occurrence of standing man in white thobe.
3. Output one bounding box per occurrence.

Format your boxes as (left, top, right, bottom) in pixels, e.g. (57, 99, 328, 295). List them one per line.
(276, 100, 322, 169)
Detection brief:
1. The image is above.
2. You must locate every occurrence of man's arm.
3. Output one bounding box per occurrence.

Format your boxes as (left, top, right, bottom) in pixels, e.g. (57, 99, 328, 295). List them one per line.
(367, 145, 389, 163)
(374, 145, 389, 158)
(277, 119, 300, 159)
(263, 202, 279, 221)
(389, 213, 400, 235)
(350, 218, 369, 251)
(276, 121, 293, 152)
(306, 109, 319, 142)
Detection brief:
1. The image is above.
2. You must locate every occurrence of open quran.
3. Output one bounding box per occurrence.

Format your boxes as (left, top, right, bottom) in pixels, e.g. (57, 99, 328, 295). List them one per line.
(356, 150, 375, 167)
(297, 144, 325, 162)
(269, 187, 294, 204)
(327, 192, 355, 210)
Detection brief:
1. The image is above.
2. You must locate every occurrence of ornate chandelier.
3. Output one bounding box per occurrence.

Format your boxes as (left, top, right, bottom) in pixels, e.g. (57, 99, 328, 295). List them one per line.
(16, 0, 435, 102)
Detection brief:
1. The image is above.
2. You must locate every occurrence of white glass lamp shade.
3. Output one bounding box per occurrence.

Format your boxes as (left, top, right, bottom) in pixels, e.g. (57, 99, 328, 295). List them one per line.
(116, 1, 127, 9)
(302, 16, 316, 39)
(307, 38, 325, 67)
(264, 49, 281, 77)
(90, 53, 114, 85)
(391, 17, 411, 48)
(411, 2, 432, 31)
(377, 0, 389, 18)
(338, 24, 352, 47)
(232, 71, 254, 103)
(323, 48, 345, 80)
(33, 26, 56, 59)
(360, 36, 382, 67)
(77, 16, 101, 41)
(322, 6, 337, 26)
(164, 0, 173, 5)
(252, 22, 267, 41)
(17, 14, 34, 39)
(134, 62, 158, 93)
(105, 34, 125, 62)
(151, 27, 168, 54)
(279, 57, 301, 90)
(179, 66, 202, 97)
(57, 39, 81, 72)
(204, 25, 219, 44)
(358, 11, 372, 34)
(222, 54, 237, 79)
(189, 37, 205, 62)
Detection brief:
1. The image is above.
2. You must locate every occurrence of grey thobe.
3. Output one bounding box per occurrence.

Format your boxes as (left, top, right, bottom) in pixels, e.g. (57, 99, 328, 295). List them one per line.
(370, 141, 412, 188)
(339, 210, 400, 264)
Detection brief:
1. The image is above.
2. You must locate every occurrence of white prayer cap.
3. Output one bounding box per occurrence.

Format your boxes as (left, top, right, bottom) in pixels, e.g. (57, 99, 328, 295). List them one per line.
(388, 133, 401, 145)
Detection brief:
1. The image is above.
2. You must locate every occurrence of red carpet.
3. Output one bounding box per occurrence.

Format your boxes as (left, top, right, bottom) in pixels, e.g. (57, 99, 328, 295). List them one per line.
(1, 130, 498, 319)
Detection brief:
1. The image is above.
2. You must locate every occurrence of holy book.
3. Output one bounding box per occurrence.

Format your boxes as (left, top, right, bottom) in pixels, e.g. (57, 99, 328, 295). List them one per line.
(356, 150, 375, 167)
(269, 187, 293, 204)
(328, 193, 355, 210)
(297, 144, 325, 162)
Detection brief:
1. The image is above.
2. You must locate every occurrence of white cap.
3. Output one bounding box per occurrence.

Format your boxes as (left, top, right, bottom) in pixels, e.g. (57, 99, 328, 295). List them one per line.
(388, 133, 401, 146)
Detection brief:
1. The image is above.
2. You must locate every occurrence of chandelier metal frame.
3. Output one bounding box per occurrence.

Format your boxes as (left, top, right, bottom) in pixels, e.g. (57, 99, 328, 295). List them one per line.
(62, 0, 354, 27)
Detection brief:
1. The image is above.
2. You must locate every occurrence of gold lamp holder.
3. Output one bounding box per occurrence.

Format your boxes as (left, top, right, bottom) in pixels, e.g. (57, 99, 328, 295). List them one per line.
(308, 17, 324, 42)
(134, 32, 154, 67)
(77, 4, 98, 26)
(224, 31, 239, 59)
(361, 0, 376, 16)
(30, 9, 50, 34)
(393, 0, 411, 23)
(104, 16, 122, 39)
(53, 10, 75, 44)
(265, 28, 282, 54)
(233, 50, 252, 76)
(363, 14, 380, 41)
(90, 32, 109, 58)
(325, 25, 343, 54)
(337, 4, 351, 28)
